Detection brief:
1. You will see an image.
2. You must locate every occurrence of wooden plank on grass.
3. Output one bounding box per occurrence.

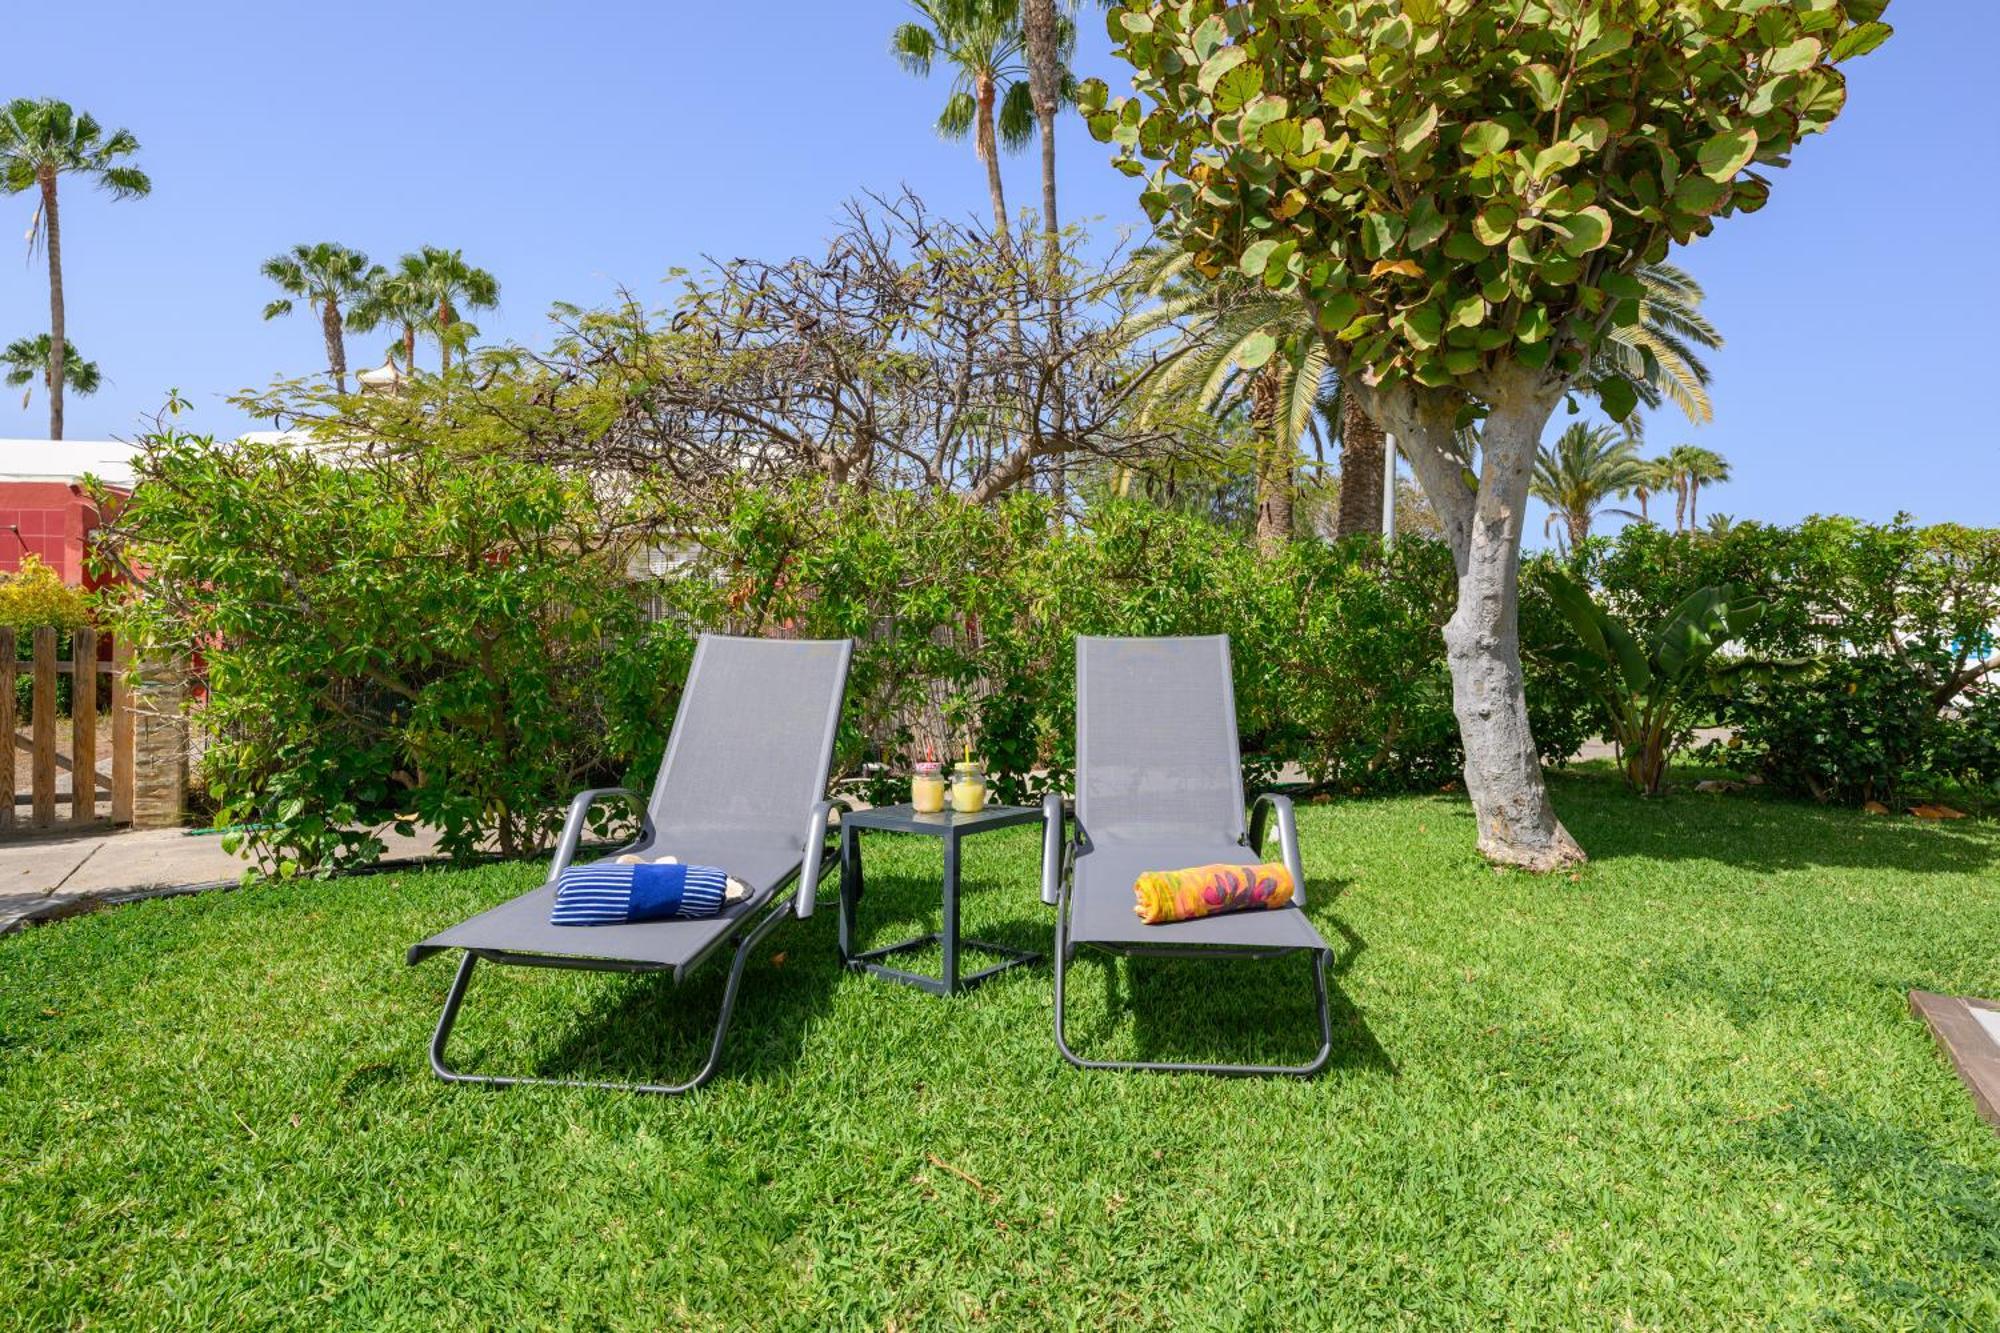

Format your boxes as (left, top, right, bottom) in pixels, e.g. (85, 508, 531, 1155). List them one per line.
(31, 628, 56, 828)
(1911, 990, 2000, 1134)
(71, 628, 97, 824)
(111, 636, 134, 825)
(0, 627, 14, 835)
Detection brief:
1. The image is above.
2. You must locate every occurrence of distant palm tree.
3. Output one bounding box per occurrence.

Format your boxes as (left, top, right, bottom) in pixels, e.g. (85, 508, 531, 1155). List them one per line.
(260, 243, 378, 393)
(353, 248, 499, 374)
(1018, 0, 1077, 275)
(347, 268, 429, 374)
(399, 247, 499, 373)
(892, 0, 1061, 254)
(0, 98, 150, 439)
(1125, 248, 1334, 553)
(1531, 424, 1649, 551)
(2, 334, 99, 411)
(1619, 455, 1673, 525)
(1593, 263, 1722, 428)
(1661, 444, 1733, 531)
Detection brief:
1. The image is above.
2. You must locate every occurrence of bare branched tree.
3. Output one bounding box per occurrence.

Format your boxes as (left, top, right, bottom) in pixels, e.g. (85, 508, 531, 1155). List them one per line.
(244, 191, 1179, 512)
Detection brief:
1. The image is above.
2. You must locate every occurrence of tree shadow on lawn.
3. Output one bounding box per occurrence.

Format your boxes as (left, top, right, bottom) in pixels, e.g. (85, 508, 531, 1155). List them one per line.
(444, 898, 851, 1092)
(1063, 877, 1394, 1076)
(513, 856, 1055, 1088)
(1550, 773, 2000, 876)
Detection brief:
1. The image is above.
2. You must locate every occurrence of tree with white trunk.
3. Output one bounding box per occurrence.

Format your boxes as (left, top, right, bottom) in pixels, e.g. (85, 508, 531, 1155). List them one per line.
(1083, 0, 1891, 867)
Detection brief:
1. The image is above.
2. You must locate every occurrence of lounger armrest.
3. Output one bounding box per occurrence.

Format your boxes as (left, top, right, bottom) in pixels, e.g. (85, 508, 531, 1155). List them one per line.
(1248, 792, 1305, 908)
(794, 797, 851, 919)
(549, 787, 647, 881)
(1040, 793, 1067, 906)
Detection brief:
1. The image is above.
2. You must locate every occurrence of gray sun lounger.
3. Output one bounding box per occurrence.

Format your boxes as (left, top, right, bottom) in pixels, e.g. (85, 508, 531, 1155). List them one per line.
(408, 634, 853, 1095)
(1041, 635, 1334, 1077)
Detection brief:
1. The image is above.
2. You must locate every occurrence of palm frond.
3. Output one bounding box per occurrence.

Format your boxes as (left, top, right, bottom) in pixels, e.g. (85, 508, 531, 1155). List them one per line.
(997, 79, 1035, 151)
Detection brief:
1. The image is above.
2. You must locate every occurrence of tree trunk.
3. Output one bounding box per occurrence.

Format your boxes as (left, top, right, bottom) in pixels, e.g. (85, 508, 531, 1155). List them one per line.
(1021, 1, 1066, 514)
(320, 299, 349, 394)
(1689, 478, 1699, 528)
(1636, 488, 1650, 523)
(974, 75, 1012, 253)
(1674, 481, 1687, 532)
(41, 175, 64, 440)
(1351, 362, 1586, 870)
(1568, 510, 1590, 550)
(1252, 361, 1293, 556)
(438, 301, 454, 374)
(1335, 393, 1386, 540)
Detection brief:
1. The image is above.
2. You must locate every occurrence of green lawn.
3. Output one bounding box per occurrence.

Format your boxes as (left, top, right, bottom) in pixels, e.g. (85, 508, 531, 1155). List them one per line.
(4, 773, 1999, 1329)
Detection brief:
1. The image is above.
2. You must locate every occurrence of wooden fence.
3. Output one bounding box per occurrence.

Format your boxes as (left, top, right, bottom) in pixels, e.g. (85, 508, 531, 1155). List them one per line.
(0, 626, 155, 835)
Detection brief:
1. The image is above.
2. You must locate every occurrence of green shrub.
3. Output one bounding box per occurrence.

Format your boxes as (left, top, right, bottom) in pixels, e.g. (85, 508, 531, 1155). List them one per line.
(104, 428, 1614, 870)
(103, 431, 688, 875)
(1584, 518, 2000, 805)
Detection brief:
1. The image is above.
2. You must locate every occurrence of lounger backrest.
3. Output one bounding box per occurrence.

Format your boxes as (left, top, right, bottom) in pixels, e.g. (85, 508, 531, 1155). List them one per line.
(646, 635, 852, 848)
(1075, 635, 1247, 845)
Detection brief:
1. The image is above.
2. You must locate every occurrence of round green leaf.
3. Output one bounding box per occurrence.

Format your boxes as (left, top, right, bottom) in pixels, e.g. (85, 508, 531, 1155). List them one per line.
(1698, 127, 1758, 183)
(1558, 206, 1612, 256)
(1598, 375, 1639, 422)
(1238, 238, 1279, 277)
(1235, 331, 1278, 369)
(1459, 121, 1510, 157)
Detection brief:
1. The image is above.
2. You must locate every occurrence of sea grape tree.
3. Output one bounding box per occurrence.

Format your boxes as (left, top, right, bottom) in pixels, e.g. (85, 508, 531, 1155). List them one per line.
(1082, 0, 1890, 867)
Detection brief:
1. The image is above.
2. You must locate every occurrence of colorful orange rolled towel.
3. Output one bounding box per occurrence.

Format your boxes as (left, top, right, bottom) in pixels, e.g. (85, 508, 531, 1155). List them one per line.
(1133, 862, 1295, 925)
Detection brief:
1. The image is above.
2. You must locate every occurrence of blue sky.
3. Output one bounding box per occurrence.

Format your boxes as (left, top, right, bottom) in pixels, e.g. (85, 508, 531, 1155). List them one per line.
(3, 1, 1993, 534)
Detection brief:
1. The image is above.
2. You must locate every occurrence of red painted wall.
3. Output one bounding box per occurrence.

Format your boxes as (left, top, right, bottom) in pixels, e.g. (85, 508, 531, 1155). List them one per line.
(0, 481, 129, 587)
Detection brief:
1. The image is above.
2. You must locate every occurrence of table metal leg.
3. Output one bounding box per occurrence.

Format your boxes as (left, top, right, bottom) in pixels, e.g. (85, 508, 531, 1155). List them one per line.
(837, 822, 861, 961)
(942, 831, 960, 994)
(840, 823, 1042, 996)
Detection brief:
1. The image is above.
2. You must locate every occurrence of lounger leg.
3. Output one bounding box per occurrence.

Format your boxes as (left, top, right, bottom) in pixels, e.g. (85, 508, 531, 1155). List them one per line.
(1053, 879, 1335, 1079)
(427, 899, 788, 1096)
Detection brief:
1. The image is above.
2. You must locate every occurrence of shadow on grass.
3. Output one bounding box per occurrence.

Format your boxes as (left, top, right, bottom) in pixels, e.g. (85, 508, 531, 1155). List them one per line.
(439, 893, 851, 1091)
(1064, 882, 1393, 1076)
(1550, 772, 2000, 876)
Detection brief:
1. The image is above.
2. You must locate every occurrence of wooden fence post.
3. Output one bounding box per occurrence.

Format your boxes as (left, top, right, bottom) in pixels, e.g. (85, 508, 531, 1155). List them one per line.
(31, 628, 56, 828)
(111, 636, 134, 826)
(130, 651, 188, 830)
(0, 627, 13, 836)
(71, 627, 98, 824)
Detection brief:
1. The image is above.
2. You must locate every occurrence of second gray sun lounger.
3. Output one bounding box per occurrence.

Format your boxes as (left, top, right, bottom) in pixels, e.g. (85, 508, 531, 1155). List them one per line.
(408, 634, 852, 1095)
(1042, 634, 1334, 1076)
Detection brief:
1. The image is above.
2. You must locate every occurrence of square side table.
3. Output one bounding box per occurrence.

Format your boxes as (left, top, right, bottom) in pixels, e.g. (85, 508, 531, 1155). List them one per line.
(838, 803, 1045, 996)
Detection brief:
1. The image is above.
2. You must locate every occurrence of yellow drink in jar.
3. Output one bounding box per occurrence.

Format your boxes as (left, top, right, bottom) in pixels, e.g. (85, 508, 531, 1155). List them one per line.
(911, 763, 946, 813)
(950, 762, 987, 814)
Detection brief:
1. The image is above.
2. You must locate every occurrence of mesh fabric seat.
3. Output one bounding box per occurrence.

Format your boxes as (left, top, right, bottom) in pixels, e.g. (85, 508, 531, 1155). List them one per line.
(1045, 635, 1333, 1076)
(407, 635, 852, 1095)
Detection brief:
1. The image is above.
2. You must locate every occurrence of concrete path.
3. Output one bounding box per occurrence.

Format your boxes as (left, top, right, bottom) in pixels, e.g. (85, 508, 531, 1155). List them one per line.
(0, 824, 447, 935)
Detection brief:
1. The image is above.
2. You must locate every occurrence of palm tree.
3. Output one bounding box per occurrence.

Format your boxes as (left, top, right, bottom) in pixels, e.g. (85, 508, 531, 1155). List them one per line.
(1592, 263, 1723, 427)
(0, 98, 150, 439)
(347, 268, 429, 374)
(892, 0, 1062, 254)
(1661, 444, 1733, 531)
(260, 243, 378, 393)
(1531, 424, 1649, 551)
(1019, 0, 1077, 276)
(1126, 248, 1332, 553)
(2, 334, 99, 411)
(1619, 455, 1672, 525)
(354, 248, 499, 374)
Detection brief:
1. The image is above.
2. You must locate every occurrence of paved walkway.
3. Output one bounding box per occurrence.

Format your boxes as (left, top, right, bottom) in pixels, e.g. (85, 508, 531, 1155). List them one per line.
(0, 824, 447, 934)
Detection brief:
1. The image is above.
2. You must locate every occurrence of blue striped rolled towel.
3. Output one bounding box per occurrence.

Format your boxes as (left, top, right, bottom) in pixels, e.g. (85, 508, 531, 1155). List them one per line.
(550, 860, 732, 926)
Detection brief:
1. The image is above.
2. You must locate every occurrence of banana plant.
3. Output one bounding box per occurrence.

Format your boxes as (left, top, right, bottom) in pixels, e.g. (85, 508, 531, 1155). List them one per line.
(1543, 570, 1817, 795)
